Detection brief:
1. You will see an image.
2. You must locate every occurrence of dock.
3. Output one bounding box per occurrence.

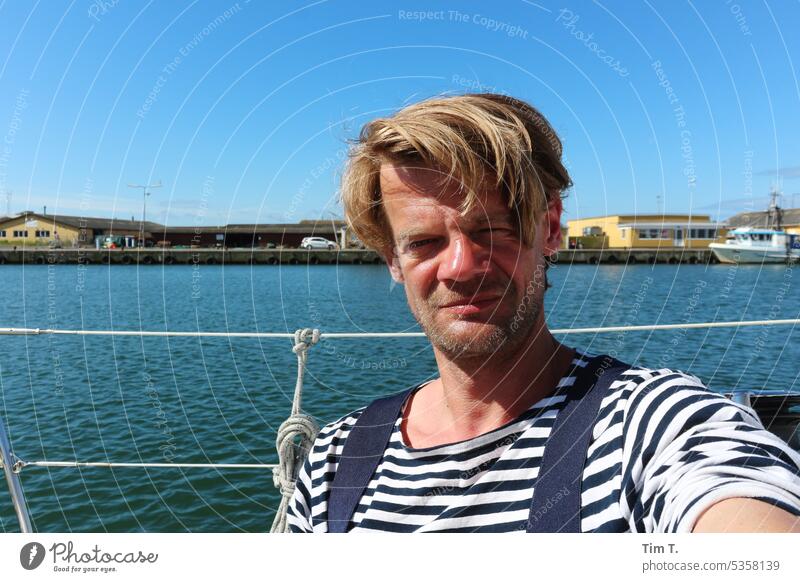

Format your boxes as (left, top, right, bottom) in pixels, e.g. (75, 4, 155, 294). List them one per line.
(0, 248, 721, 265)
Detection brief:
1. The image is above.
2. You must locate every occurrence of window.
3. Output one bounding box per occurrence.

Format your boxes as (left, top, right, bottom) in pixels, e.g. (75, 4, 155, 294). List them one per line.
(638, 229, 669, 239)
(620, 228, 626, 239)
(0, 230, 5, 237)
(35, 230, 51, 238)
(688, 228, 718, 239)
(13, 230, 28, 238)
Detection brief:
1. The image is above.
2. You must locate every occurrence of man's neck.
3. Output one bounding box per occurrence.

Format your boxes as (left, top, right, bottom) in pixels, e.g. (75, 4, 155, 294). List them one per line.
(402, 325, 576, 448)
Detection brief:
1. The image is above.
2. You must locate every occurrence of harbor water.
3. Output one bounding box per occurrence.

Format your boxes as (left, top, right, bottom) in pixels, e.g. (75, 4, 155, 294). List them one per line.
(1, 261, 798, 532)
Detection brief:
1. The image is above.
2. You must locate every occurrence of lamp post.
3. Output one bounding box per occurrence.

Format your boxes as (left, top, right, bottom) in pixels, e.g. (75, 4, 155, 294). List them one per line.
(327, 211, 346, 249)
(127, 180, 161, 247)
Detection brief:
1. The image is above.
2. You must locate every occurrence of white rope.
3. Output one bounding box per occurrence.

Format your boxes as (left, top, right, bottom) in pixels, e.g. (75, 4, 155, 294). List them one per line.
(0, 328, 294, 338)
(2, 318, 799, 338)
(270, 328, 321, 533)
(10, 460, 276, 471)
(553, 318, 800, 334)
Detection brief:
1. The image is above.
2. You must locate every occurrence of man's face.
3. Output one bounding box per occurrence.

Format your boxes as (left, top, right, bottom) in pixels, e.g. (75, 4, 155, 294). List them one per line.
(379, 163, 563, 361)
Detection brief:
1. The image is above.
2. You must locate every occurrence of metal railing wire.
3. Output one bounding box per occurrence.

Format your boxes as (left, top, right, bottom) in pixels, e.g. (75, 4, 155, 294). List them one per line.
(2, 317, 799, 533)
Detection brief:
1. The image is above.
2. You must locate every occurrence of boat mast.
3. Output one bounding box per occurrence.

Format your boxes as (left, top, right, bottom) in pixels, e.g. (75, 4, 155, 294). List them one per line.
(768, 186, 783, 230)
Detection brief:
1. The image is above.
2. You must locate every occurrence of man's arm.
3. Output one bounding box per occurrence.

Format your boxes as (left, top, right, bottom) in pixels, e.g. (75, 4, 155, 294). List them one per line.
(692, 497, 800, 532)
(620, 373, 800, 532)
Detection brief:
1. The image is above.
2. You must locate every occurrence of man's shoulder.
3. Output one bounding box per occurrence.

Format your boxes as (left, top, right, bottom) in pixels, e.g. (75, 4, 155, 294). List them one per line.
(582, 352, 763, 431)
(308, 391, 395, 447)
(311, 384, 426, 454)
(585, 352, 710, 395)
(314, 405, 367, 447)
(581, 352, 753, 417)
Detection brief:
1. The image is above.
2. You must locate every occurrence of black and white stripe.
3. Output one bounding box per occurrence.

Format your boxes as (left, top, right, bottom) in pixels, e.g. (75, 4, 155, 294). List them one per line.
(287, 351, 800, 532)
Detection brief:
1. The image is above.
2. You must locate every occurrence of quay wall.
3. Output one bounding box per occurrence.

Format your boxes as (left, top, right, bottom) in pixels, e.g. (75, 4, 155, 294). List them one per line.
(0, 248, 719, 265)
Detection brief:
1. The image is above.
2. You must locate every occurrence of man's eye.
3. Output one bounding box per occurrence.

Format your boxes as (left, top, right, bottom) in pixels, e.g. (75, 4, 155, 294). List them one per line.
(408, 239, 435, 250)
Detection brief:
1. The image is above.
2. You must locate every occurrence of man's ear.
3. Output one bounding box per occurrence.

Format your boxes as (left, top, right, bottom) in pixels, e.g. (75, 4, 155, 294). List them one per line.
(381, 245, 404, 283)
(543, 196, 564, 257)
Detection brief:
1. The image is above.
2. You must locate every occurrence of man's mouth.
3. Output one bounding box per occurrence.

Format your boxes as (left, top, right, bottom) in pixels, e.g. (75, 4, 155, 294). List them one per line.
(438, 294, 502, 316)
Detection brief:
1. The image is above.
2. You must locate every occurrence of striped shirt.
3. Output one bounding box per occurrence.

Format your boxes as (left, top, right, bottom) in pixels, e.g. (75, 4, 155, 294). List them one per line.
(287, 351, 800, 532)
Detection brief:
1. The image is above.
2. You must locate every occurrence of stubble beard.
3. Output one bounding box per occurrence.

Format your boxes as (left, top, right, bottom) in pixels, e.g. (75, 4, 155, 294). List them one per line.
(410, 276, 544, 363)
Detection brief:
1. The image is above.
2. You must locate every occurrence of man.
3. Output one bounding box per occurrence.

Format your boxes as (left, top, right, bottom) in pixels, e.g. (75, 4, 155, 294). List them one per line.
(287, 93, 800, 533)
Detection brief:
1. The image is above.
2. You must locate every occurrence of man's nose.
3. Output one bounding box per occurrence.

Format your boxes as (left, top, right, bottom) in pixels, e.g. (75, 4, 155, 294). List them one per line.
(437, 232, 488, 282)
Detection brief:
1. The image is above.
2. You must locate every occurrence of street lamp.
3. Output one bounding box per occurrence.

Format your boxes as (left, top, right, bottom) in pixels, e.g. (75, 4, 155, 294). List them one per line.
(127, 180, 161, 247)
(326, 211, 349, 249)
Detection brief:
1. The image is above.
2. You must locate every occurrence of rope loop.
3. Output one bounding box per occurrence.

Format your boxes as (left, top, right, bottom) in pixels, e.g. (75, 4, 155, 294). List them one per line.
(270, 328, 322, 533)
(271, 413, 319, 498)
(292, 328, 320, 355)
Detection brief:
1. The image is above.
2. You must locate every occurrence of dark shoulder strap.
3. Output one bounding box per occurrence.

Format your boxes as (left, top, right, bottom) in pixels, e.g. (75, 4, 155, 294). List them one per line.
(326, 356, 631, 533)
(527, 355, 629, 533)
(326, 387, 414, 533)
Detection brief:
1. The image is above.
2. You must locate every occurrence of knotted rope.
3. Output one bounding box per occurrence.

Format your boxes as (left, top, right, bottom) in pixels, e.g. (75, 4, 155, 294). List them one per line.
(270, 328, 321, 533)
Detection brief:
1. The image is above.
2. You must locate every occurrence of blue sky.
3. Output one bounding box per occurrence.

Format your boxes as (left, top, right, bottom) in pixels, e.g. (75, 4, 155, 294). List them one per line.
(0, 0, 798, 226)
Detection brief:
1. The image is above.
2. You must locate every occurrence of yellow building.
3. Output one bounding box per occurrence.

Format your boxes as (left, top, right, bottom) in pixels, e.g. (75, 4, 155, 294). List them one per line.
(0, 212, 83, 246)
(0, 211, 159, 247)
(565, 214, 726, 249)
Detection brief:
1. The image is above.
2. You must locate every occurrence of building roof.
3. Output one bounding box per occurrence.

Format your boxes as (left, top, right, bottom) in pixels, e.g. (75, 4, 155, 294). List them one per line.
(221, 223, 339, 233)
(0, 211, 347, 235)
(726, 208, 800, 228)
(161, 224, 339, 234)
(568, 213, 712, 222)
(298, 218, 347, 226)
(1, 211, 164, 232)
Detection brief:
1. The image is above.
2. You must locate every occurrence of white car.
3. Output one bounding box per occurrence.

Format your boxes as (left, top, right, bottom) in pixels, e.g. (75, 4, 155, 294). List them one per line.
(300, 236, 338, 250)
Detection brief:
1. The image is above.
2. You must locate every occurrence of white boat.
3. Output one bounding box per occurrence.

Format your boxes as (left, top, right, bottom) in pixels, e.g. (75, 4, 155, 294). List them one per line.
(710, 188, 800, 264)
(709, 227, 800, 264)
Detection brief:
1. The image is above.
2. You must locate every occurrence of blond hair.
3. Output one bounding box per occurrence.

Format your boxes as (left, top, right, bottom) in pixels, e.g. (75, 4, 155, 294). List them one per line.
(340, 93, 572, 251)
